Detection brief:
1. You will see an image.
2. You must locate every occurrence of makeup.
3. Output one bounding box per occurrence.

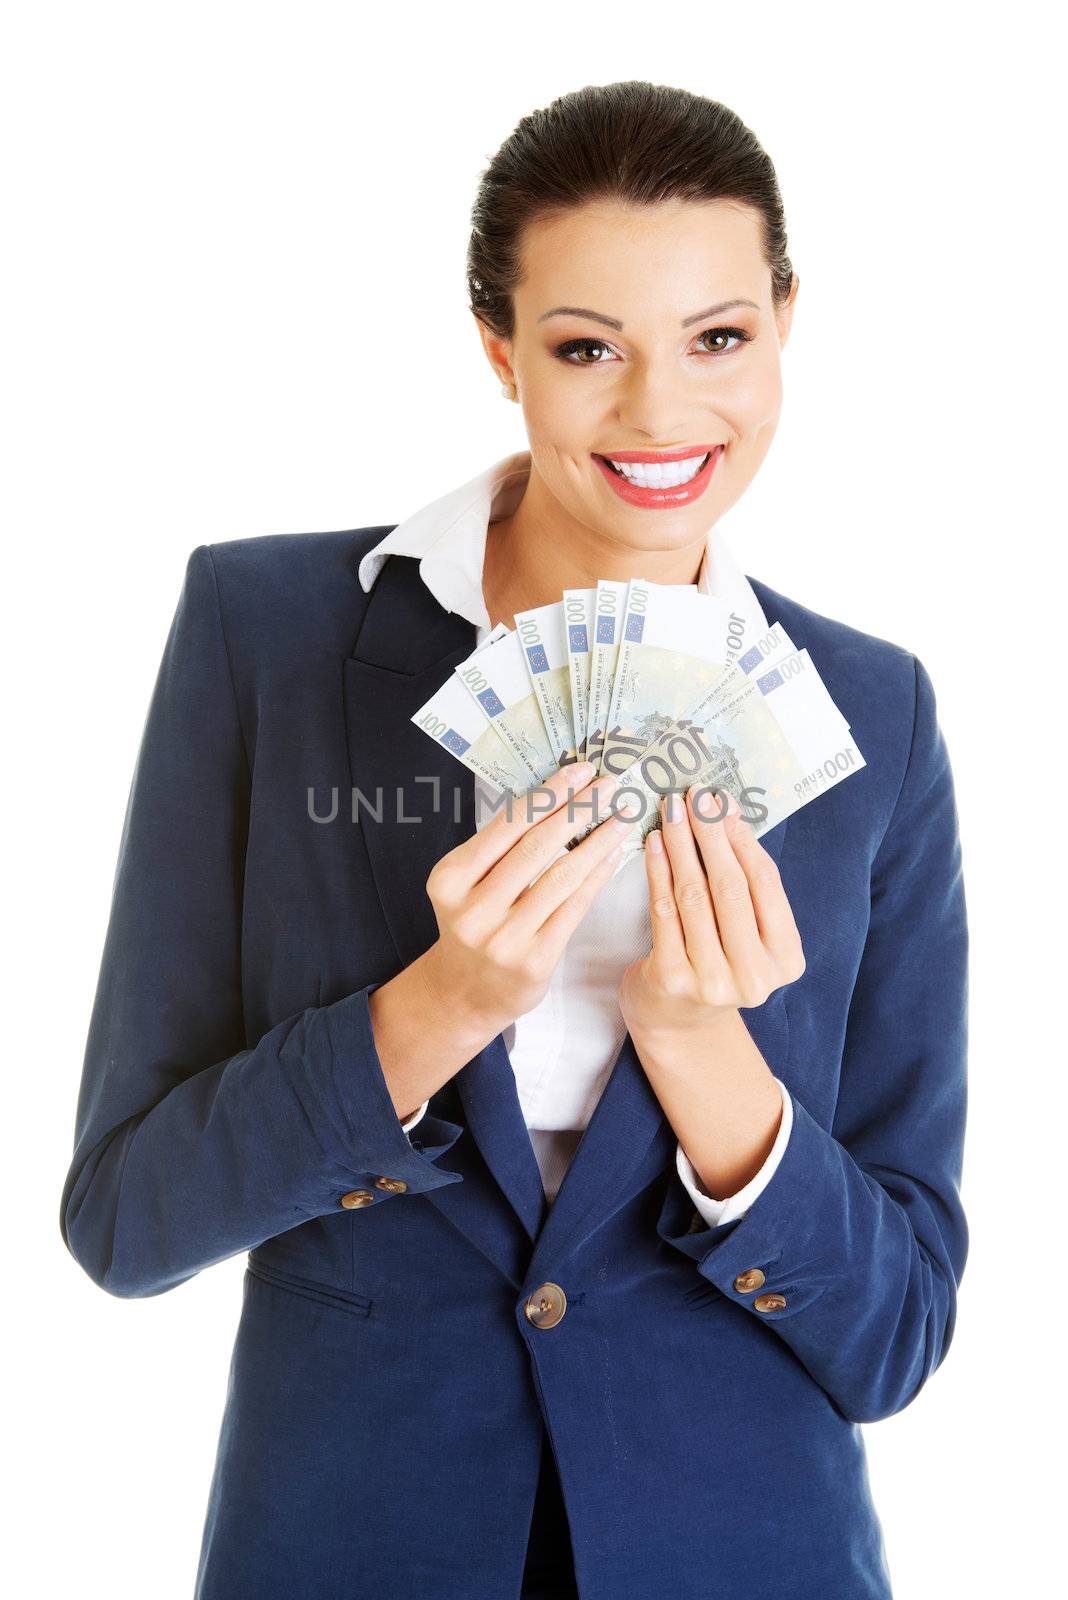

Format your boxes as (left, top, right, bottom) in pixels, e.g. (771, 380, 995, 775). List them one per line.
(593, 444, 724, 508)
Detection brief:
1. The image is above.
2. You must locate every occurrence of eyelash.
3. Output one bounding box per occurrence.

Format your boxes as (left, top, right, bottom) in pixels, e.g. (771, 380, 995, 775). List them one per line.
(554, 326, 754, 365)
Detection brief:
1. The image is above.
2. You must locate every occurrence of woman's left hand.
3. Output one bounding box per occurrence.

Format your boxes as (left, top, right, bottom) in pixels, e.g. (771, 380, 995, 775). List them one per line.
(618, 785, 807, 1037)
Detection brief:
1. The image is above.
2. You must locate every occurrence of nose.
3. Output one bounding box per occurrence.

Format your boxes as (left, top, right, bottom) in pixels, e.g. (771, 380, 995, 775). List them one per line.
(611, 358, 704, 443)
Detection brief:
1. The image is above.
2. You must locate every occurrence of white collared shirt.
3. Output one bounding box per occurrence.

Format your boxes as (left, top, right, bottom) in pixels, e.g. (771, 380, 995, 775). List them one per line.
(357, 451, 793, 1225)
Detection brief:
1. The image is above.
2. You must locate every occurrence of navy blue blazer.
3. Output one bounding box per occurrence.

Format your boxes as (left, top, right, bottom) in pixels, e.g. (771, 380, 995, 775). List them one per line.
(60, 531, 969, 1599)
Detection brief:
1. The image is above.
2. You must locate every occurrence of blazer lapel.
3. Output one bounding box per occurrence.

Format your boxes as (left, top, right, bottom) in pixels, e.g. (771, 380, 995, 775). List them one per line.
(344, 552, 551, 1271)
(343, 552, 795, 1289)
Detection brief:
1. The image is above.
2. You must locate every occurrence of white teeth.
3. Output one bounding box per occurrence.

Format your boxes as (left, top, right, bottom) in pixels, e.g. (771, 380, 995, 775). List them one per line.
(606, 452, 709, 487)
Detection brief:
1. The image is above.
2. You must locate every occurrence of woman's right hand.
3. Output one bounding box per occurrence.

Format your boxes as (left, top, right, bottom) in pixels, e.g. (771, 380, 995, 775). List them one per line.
(420, 762, 637, 1039)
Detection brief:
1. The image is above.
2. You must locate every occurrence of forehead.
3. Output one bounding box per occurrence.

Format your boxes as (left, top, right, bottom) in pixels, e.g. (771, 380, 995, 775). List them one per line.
(514, 198, 769, 312)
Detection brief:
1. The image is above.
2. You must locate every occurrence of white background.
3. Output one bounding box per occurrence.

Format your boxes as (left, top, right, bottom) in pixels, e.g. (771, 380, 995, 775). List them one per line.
(7, 2, 1064, 1593)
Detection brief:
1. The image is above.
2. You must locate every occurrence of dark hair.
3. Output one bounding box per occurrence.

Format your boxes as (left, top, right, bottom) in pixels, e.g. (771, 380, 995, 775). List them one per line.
(467, 81, 794, 340)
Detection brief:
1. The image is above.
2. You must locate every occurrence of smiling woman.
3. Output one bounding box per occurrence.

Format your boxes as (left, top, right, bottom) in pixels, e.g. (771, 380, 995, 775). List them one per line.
(60, 79, 969, 1600)
(466, 98, 799, 626)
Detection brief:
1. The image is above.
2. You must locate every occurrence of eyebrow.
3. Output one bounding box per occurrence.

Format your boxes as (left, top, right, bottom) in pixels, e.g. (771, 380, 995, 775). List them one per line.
(537, 298, 760, 331)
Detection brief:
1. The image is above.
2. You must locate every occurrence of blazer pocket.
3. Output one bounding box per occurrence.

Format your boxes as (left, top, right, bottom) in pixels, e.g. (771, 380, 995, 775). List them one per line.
(246, 1257, 374, 1318)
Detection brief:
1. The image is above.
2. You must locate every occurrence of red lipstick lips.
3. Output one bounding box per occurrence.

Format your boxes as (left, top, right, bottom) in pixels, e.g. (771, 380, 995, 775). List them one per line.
(593, 444, 724, 508)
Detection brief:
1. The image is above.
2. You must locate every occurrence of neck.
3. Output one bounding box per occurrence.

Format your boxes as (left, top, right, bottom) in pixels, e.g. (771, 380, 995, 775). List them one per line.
(483, 459, 709, 630)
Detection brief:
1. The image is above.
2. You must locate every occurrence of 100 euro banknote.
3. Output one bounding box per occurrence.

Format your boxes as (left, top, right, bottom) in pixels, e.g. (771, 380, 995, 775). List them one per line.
(599, 578, 734, 778)
(605, 646, 863, 855)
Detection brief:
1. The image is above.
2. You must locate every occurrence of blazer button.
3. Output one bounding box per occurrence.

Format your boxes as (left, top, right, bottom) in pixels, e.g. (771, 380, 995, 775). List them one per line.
(374, 1175, 408, 1193)
(340, 1190, 375, 1209)
(524, 1282, 567, 1328)
(754, 1292, 787, 1313)
(733, 1268, 766, 1293)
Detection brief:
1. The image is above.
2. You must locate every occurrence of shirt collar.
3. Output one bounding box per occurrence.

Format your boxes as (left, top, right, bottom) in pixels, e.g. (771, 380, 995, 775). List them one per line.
(357, 449, 768, 635)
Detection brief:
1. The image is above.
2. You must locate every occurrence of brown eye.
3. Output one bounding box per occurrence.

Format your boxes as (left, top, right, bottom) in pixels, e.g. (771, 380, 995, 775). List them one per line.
(555, 338, 615, 364)
(695, 326, 752, 356)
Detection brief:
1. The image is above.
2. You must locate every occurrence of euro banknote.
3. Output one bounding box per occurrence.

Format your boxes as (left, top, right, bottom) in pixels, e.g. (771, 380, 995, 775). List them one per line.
(585, 579, 633, 770)
(563, 587, 595, 758)
(514, 598, 581, 767)
(606, 645, 864, 854)
(599, 578, 733, 778)
(412, 579, 864, 853)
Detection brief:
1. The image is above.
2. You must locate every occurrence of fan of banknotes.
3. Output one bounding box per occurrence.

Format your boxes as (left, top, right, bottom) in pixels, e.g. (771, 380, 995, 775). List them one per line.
(412, 576, 864, 860)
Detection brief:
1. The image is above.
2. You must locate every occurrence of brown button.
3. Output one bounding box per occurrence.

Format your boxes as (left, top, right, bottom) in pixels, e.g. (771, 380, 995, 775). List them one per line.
(733, 1268, 766, 1293)
(373, 1175, 408, 1193)
(524, 1282, 567, 1329)
(339, 1189, 375, 1209)
(754, 1292, 787, 1313)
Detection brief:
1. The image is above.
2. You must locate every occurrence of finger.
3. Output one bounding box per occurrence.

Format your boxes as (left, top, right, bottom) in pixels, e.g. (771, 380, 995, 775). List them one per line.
(685, 784, 763, 975)
(531, 824, 634, 952)
(509, 797, 639, 942)
(660, 791, 728, 981)
(457, 760, 595, 879)
(643, 824, 688, 971)
(706, 788, 803, 966)
(475, 770, 623, 919)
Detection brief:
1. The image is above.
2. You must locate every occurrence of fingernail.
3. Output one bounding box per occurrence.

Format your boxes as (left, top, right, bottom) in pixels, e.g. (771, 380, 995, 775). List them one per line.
(570, 761, 595, 784)
(665, 792, 683, 822)
(611, 794, 641, 826)
(647, 827, 664, 854)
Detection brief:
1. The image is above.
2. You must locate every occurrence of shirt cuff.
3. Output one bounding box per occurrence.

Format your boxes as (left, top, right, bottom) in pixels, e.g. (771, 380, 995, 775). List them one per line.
(675, 1079, 793, 1229)
(400, 1099, 430, 1134)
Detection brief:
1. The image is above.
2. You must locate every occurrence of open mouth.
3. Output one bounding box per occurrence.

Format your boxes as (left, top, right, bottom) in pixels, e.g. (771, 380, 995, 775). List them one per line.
(591, 445, 725, 505)
(598, 450, 712, 488)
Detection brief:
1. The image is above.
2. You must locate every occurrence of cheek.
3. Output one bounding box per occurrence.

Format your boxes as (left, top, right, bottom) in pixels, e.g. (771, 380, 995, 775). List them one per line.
(721, 359, 783, 440)
(521, 368, 600, 448)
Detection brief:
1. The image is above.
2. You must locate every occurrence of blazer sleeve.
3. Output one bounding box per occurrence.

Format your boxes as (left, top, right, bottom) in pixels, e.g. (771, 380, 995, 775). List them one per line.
(656, 653, 970, 1424)
(59, 544, 464, 1300)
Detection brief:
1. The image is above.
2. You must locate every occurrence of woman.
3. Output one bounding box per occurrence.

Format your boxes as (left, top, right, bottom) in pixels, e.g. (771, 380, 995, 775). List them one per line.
(60, 82, 969, 1599)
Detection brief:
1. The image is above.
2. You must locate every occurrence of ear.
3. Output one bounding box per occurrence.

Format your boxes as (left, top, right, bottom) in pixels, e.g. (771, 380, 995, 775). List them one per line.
(775, 273, 800, 349)
(473, 313, 517, 388)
